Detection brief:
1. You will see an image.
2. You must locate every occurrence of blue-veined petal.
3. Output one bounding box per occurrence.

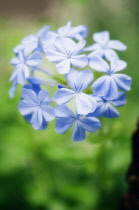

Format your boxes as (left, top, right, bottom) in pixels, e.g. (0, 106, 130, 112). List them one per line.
(87, 102, 104, 118)
(45, 50, 66, 63)
(110, 58, 127, 72)
(9, 80, 18, 98)
(41, 106, 55, 121)
(22, 88, 38, 104)
(102, 103, 119, 118)
(107, 40, 127, 51)
(72, 121, 85, 141)
(75, 93, 95, 115)
(93, 31, 110, 45)
(10, 57, 20, 66)
(110, 92, 126, 107)
(18, 100, 37, 116)
(54, 88, 75, 104)
(104, 49, 119, 61)
(84, 43, 100, 52)
(26, 52, 42, 67)
(56, 117, 74, 134)
(38, 90, 49, 104)
(89, 56, 109, 72)
(72, 40, 86, 55)
(56, 59, 71, 74)
(113, 74, 132, 91)
(31, 108, 43, 130)
(55, 105, 75, 118)
(70, 54, 88, 68)
(65, 69, 93, 92)
(92, 75, 118, 100)
(79, 117, 101, 132)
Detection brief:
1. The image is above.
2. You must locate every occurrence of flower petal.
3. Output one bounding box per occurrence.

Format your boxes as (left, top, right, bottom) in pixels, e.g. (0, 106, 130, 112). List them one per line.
(42, 106, 55, 121)
(26, 52, 42, 67)
(31, 108, 43, 130)
(22, 88, 38, 104)
(79, 117, 101, 132)
(110, 92, 126, 107)
(113, 74, 132, 91)
(56, 59, 71, 74)
(72, 122, 85, 142)
(107, 40, 127, 51)
(110, 58, 127, 72)
(38, 90, 49, 104)
(93, 31, 109, 45)
(55, 105, 75, 118)
(92, 75, 118, 100)
(18, 100, 37, 115)
(65, 69, 93, 91)
(45, 50, 65, 63)
(70, 54, 88, 69)
(102, 103, 119, 118)
(56, 117, 74, 134)
(76, 93, 95, 115)
(89, 56, 109, 72)
(104, 49, 119, 61)
(54, 88, 75, 105)
(84, 43, 100, 52)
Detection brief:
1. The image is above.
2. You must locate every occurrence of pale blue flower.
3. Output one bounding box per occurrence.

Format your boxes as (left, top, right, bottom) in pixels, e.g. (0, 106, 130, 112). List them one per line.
(9, 49, 42, 85)
(45, 37, 88, 74)
(89, 56, 132, 100)
(55, 105, 101, 141)
(84, 31, 127, 60)
(18, 84, 55, 130)
(44, 21, 87, 42)
(54, 69, 97, 115)
(13, 25, 50, 55)
(88, 92, 126, 118)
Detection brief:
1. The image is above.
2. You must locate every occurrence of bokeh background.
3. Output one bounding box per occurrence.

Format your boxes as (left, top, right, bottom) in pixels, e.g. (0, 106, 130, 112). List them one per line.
(0, 0, 139, 209)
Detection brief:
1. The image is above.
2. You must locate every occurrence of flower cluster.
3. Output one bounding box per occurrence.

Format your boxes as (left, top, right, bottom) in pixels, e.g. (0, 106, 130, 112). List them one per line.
(9, 21, 132, 142)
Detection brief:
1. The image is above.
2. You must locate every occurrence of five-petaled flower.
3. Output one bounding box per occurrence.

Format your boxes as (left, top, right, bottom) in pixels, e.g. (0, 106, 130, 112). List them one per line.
(88, 92, 126, 118)
(54, 69, 97, 115)
(89, 56, 132, 100)
(46, 21, 88, 41)
(18, 84, 55, 130)
(45, 37, 88, 74)
(55, 105, 101, 141)
(9, 49, 42, 85)
(84, 31, 127, 61)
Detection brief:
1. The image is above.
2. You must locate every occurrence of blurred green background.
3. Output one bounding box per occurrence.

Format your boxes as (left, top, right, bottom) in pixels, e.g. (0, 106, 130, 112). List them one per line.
(0, 0, 139, 209)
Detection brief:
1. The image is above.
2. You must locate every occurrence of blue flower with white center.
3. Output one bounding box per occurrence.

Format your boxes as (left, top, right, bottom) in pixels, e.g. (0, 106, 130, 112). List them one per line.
(84, 31, 127, 61)
(13, 25, 50, 55)
(45, 37, 88, 74)
(88, 92, 126, 118)
(54, 68, 97, 115)
(89, 56, 132, 100)
(55, 105, 101, 142)
(45, 21, 88, 42)
(18, 84, 55, 130)
(9, 49, 42, 85)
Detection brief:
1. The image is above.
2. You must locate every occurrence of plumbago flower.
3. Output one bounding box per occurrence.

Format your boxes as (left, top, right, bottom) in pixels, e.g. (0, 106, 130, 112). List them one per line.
(55, 105, 101, 141)
(18, 84, 55, 130)
(9, 21, 132, 141)
(45, 37, 88, 74)
(13, 25, 50, 55)
(84, 31, 127, 60)
(88, 92, 126, 118)
(54, 68, 97, 115)
(9, 48, 42, 85)
(45, 21, 88, 41)
(89, 56, 132, 100)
